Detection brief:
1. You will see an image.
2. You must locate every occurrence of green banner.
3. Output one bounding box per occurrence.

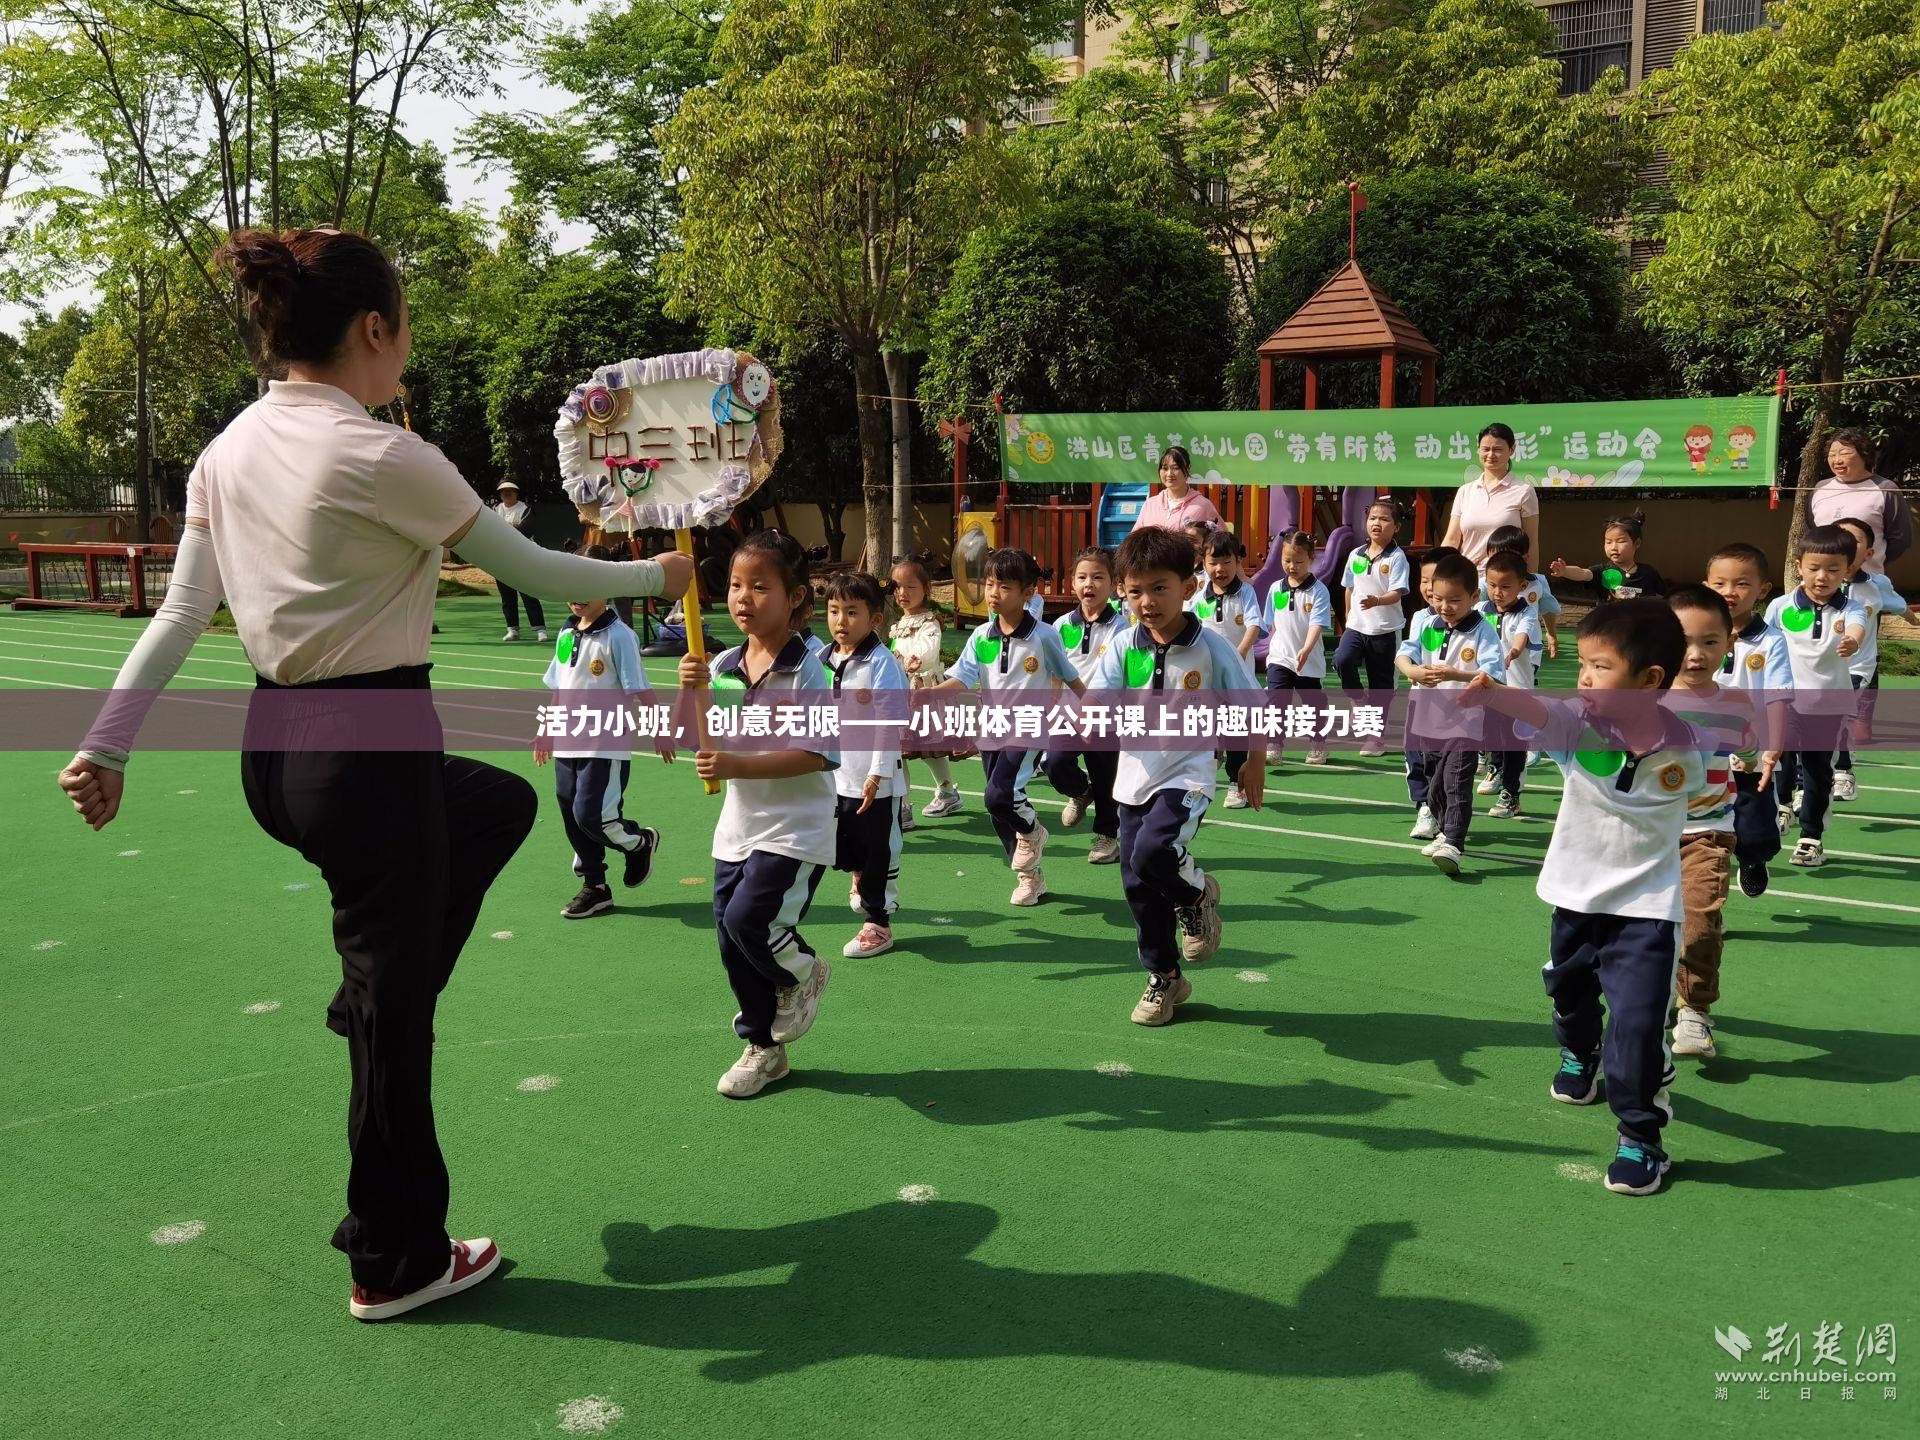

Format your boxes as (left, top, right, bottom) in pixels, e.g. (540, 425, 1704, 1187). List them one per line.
(1000, 396, 1780, 491)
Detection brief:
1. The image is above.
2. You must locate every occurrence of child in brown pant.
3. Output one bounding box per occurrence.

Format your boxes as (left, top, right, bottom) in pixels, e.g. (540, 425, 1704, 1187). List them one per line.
(1661, 586, 1771, 1060)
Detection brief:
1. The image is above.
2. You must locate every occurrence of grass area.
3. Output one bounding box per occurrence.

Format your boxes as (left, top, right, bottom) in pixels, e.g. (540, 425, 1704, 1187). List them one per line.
(1, 595, 1915, 1438)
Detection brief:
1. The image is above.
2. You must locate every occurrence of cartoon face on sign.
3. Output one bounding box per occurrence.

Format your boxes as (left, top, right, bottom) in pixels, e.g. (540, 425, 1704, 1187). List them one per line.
(736, 362, 773, 409)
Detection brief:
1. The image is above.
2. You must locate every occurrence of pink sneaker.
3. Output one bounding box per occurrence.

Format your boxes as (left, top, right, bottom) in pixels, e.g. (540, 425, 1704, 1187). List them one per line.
(842, 922, 894, 958)
(1010, 822, 1049, 872)
(349, 1238, 501, 1321)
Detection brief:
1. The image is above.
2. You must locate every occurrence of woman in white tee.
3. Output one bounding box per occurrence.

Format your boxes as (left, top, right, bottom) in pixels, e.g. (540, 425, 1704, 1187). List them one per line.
(57, 227, 691, 1323)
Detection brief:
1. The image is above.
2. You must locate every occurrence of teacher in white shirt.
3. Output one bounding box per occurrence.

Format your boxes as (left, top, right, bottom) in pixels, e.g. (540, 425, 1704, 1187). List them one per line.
(1441, 422, 1539, 568)
(58, 226, 691, 1324)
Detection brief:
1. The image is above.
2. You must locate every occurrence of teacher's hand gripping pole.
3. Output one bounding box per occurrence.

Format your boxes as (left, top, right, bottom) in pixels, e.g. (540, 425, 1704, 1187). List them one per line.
(677, 528, 722, 797)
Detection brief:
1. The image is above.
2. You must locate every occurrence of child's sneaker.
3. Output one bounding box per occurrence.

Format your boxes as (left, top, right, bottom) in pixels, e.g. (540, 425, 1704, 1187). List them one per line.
(349, 1237, 502, 1321)
(1358, 736, 1386, 758)
(1060, 792, 1088, 828)
(1672, 1006, 1716, 1058)
(848, 874, 864, 913)
(1737, 859, 1769, 898)
(716, 1042, 789, 1098)
(1604, 1138, 1671, 1196)
(622, 827, 660, 888)
(770, 957, 829, 1044)
(501, 627, 520, 642)
(1488, 791, 1521, 820)
(1222, 783, 1248, 809)
(898, 795, 916, 832)
(1130, 971, 1193, 1027)
(1833, 769, 1858, 802)
(1419, 837, 1444, 858)
(1409, 805, 1438, 841)
(843, 922, 893, 959)
(1776, 803, 1795, 832)
(1476, 767, 1499, 795)
(1427, 839, 1462, 875)
(922, 782, 964, 818)
(1010, 822, 1049, 872)
(1175, 874, 1222, 963)
(1010, 869, 1048, 906)
(1790, 838, 1825, 868)
(1526, 750, 1542, 768)
(1549, 1047, 1601, 1105)
(1304, 744, 1329, 765)
(1087, 835, 1120, 865)
(535, 628, 551, 644)
(561, 883, 613, 919)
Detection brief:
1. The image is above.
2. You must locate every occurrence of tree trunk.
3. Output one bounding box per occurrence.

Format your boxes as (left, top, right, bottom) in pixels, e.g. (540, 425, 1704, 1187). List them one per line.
(1783, 327, 1851, 564)
(851, 345, 892, 573)
(133, 271, 153, 546)
(883, 349, 913, 563)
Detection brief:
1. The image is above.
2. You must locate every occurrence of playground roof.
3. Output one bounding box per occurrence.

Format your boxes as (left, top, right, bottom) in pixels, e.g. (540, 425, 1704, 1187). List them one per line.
(1256, 259, 1439, 362)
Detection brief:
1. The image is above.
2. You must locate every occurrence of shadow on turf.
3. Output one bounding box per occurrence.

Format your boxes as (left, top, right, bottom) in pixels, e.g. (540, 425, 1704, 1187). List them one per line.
(447, 1207, 1535, 1390)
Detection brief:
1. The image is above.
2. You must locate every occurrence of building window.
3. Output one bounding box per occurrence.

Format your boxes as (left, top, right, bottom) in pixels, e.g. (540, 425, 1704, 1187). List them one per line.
(1189, 176, 1229, 208)
(1013, 94, 1060, 127)
(1174, 33, 1230, 98)
(1702, 0, 1767, 34)
(1037, 14, 1084, 60)
(1545, 0, 1633, 95)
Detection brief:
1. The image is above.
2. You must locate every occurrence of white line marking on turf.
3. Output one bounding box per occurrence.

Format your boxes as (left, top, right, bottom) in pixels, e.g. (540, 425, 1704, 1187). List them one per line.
(149, 1221, 206, 1245)
(31, 939, 63, 951)
(556, 1396, 624, 1435)
(1236, 970, 1271, 983)
(284, 883, 312, 892)
(176, 789, 197, 795)
(1769, 888, 1920, 916)
(243, 1002, 281, 1015)
(1556, 1162, 1602, 1183)
(898, 1184, 938, 1203)
(0, 671, 87, 687)
(1096, 1061, 1135, 1077)
(1445, 1346, 1504, 1373)
(491, 930, 514, 940)
(516, 1074, 561, 1092)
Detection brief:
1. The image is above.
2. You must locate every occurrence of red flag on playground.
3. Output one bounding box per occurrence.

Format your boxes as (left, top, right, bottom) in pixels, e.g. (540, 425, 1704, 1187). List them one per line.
(1350, 182, 1368, 216)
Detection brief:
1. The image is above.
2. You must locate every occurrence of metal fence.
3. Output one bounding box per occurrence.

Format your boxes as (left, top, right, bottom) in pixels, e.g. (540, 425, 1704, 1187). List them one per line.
(0, 471, 139, 512)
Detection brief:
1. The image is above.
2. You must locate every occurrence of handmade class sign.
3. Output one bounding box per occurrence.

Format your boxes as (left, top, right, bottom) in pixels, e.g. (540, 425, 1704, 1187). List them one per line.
(554, 346, 783, 794)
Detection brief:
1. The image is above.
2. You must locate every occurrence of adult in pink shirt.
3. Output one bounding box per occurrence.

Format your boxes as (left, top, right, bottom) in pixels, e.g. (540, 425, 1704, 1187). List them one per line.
(1441, 422, 1539, 567)
(1802, 427, 1909, 575)
(1132, 445, 1222, 534)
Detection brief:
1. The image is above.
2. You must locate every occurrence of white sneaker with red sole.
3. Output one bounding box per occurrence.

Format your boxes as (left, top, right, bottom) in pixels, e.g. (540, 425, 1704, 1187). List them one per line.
(349, 1237, 501, 1322)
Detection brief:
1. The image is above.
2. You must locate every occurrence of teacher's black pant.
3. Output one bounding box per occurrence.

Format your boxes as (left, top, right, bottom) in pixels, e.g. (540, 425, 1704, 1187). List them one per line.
(240, 668, 537, 1295)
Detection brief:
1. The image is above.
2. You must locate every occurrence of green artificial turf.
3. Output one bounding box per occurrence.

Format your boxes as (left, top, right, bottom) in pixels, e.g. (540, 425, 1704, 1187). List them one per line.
(1, 597, 1915, 1438)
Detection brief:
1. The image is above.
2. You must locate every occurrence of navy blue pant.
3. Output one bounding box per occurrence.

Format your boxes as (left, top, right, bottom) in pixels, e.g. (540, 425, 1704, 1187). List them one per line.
(1494, 748, 1526, 799)
(1333, 628, 1397, 693)
(713, 853, 825, 1047)
(1118, 788, 1210, 975)
(1731, 770, 1781, 866)
(1835, 672, 1874, 771)
(1043, 749, 1119, 838)
(554, 756, 642, 885)
(1545, 908, 1677, 1149)
(1266, 665, 1325, 754)
(499, 584, 545, 631)
(1405, 748, 1431, 808)
(1425, 748, 1478, 845)
(834, 793, 902, 926)
(1773, 711, 1837, 840)
(981, 747, 1040, 860)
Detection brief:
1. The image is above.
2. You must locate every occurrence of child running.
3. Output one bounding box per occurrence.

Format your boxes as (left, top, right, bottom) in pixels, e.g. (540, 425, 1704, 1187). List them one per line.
(823, 571, 909, 960)
(1480, 523, 1561, 660)
(1191, 530, 1268, 805)
(889, 558, 965, 822)
(1832, 517, 1917, 801)
(532, 551, 668, 919)
(1264, 529, 1335, 766)
(1703, 542, 1791, 897)
(1550, 510, 1666, 601)
(1090, 526, 1263, 1026)
(1404, 545, 1460, 841)
(1046, 546, 1128, 863)
(934, 548, 1083, 905)
(679, 531, 838, 1099)
(1481, 547, 1543, 820)
(1334, 498, 1410, 758)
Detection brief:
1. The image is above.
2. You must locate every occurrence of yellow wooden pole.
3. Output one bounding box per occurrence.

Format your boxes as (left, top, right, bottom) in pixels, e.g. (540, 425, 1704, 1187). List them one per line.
(677, 528, 721, 796)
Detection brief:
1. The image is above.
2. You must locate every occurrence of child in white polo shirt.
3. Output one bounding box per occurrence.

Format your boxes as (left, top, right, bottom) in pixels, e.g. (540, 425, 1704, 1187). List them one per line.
(1704, 542, 1791, 897)
(1046, 545, 1128, 864)
(1466, 599, 1712, 1196)
(1395, 551, 1506, 874)
(1264, 529, 1335, 766)
(1335, 498, 1410, 758)
(1404, 545, 1459, 840)
(1765, 525, 1869, 868)
(934, 548, 1083, 905)
(1191, 530, 1267, 806)
(678, 531, 839, 1100)
(1091, 526, 1263, 1027)
(1832, 516, 1917, 800)
(1481, 547, 1543, 820)
(532, 548, 667, 920)
(823, 570, 910, 961)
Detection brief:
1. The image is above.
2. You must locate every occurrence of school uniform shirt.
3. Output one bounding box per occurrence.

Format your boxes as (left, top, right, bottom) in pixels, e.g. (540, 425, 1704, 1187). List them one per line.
(823, 632, 909, 801)
(1341, 543, 1411, 636)
(540, 610, 647, 759)
(1582, 561, 1665, 601)
(1263, 576, 1335, 677)
(1187, 578, 1268, 653)
(1088, 615, 1259, 805)
(1534, 701, 1711, 921)
(709, 636, 840, 867)
(948, 612, 1078, 695)
(1479, 570, 1561, 620)
(1053, 601, 1129, 686)
(1396, 608, 1507, 741)
(1720, 614, 1793, 693)
(889, 610, 947, 686)
(1493, 601, 1544, 690)
(1843, 572, 1911, 679)
(1025, 592, 1046, 622)
(1764, 589, 1870, 709)
(802, 631, 828, 660)
(1660, 687, 1759, 836)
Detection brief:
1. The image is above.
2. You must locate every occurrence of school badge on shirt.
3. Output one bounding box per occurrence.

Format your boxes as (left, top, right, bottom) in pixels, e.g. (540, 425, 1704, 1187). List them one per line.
(589, 658, 606, 676)
(1658, 764, 1686, 792)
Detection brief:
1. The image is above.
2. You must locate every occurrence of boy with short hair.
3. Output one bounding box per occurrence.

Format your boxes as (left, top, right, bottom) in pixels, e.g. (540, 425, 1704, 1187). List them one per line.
(1403, 546, 1459, 841)
(1191, 530, 1268, 806)
(1482, 548, 1542, 819)
(1092, 526, 1264, 1027)
(1466, 599, 1713, 1195)
(1704, 542, 1790, 896)
(1480, 522, 1561, 658)
(1765, 526, 1869, 868)
(1395, 551, 1506, 874)
(1831, 516, 1918, 801)
(823, 570, 910, 959)
(532, 557, 668, 918)
(1048, 546, 1129, 864)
